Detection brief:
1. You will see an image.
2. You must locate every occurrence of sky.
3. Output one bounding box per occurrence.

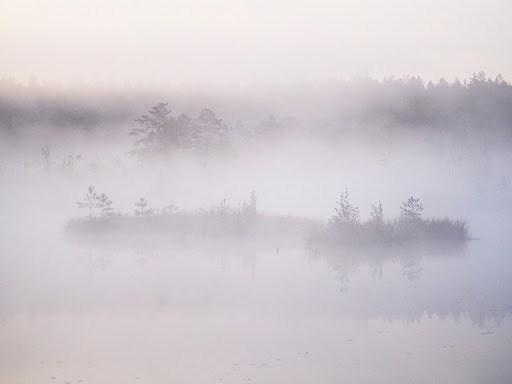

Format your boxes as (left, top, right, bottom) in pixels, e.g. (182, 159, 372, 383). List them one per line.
(1, 0, 511, 87)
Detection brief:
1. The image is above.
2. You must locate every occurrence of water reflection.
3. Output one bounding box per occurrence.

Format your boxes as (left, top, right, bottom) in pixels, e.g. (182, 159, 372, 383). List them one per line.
(311, 241, 468, 286)
(1, 234, 512, 383)
(2, 235, 510, 326)
(311, 239, 512, 326)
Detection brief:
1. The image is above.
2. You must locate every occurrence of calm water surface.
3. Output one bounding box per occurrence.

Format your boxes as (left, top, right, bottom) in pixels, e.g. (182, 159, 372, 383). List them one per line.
(1, 223, 511, 384)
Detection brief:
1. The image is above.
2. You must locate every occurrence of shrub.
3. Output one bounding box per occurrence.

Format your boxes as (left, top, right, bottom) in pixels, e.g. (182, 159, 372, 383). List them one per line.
(329, 189, 360, 226)
(161, 204, 179, 215)
(309, 194, 469, 247)
(370, 201, 384, 224)
(400, 196, 423, 219)
(207, 198, 232, 216)
(238, 189, 257, 216)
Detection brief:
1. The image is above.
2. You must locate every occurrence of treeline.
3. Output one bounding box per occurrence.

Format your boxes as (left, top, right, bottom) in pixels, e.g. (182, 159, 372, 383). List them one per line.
(129, 103, 232, 156)
(0, 78, 136, 133)
(2, 72, 512, 146)
(339, 72, 512, 144)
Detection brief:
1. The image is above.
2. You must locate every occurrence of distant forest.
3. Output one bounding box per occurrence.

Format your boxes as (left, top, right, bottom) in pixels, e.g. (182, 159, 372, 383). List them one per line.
(1, 72, 512, 148)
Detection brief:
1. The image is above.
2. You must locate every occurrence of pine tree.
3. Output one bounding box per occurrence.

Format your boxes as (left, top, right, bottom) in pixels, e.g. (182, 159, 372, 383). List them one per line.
(96, 193, 114, 217)
(130, 103, 189, 157)
(192, 108, 228, 154)
(77, 186, 98, 218)
(135, 197, 153, 217)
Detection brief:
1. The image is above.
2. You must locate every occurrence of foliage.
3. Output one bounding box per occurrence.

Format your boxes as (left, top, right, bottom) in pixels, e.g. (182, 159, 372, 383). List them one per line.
(134, 197, 154, 217)
(329, 189, 360, 226)
(41, 146, 81, 177)
(59, 154, 81, 173)
(4, 72, 512, 150)
(96, 193, 114, 217)
(257, 115, 283, 136)
(370, 201, 384, 224)
(77, 186, 98, 217)
(70, 190, 262, 238)
(239, 190, 257, 216)
(310, 194, 469, 247)
(77, 186, 115, 217)
(129, 103, 231, 158)
(161, 204, 179, 215)
(129, 103, 187, 157)
(70, 188, 469, 245)
(400, 197, 423, 219)
(205, 191, 257, 217)
(190, 109, 229, 154)
(207, 198, 232, 216)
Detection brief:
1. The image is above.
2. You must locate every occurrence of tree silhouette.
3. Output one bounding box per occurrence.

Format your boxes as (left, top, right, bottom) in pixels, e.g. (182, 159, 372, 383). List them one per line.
(42, 146, 51, 179)
(329, 189, 360, 226)
(96, 193, 113, 217)
(400, 197, 423, 219)
(77, 186, 98, 217)
(257, 115, 283, 136)
(370, 201, 384, 224)
(130, 103, 188, 157)
(239, 190, 257, 216)
(135, 197, 153, 217)
(191, 108, 228, 153)
(161, 204, 179, 215)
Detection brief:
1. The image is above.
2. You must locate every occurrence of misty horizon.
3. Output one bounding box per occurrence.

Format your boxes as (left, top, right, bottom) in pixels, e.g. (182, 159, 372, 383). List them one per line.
(2, 0, 512, 85)
(2, 1, 512, 383)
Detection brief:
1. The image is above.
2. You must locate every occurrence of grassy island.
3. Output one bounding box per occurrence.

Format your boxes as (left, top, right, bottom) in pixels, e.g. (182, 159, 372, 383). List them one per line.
(308, 191, 470, 248)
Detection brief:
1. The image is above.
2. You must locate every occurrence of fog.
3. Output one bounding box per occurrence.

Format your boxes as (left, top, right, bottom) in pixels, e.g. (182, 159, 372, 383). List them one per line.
(2, 0, 512, 85)
(2, 4, 512, 379)
(1, 74, 512, 383)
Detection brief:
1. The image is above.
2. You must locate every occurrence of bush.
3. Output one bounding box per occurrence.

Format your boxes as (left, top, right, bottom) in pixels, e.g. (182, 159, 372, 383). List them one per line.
(68, 190, 264, 239)
(329, 189, 360, 226)
(308, 192, 470, 247)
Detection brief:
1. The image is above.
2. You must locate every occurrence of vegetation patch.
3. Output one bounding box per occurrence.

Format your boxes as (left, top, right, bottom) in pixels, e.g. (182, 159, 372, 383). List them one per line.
(308, 191, 470, 248)
(67, 188, 316, 242)
(68, 187, 470, 247)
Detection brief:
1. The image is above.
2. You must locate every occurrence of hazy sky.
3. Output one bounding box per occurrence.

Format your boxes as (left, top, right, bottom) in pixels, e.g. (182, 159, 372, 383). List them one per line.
(1, 0, 511, 87)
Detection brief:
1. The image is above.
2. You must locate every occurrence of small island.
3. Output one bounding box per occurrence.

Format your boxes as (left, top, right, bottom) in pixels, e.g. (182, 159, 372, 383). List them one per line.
(66, 187, 470, 249)
(66, 187, 317, 244)
(308, 190, 470, 249)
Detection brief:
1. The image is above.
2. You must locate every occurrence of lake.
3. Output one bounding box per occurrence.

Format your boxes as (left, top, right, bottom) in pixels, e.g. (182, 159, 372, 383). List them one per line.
(1, 218, 511, 384)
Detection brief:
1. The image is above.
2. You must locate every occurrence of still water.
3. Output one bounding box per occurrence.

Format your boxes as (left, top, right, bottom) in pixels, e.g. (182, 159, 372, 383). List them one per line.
(1, 224, 511, 383)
